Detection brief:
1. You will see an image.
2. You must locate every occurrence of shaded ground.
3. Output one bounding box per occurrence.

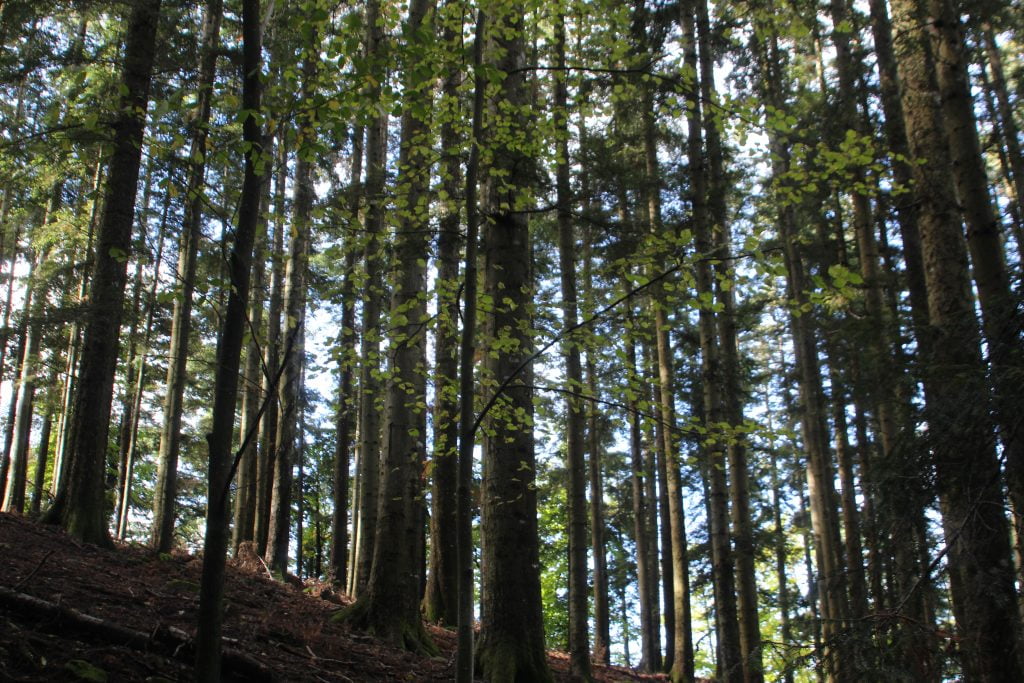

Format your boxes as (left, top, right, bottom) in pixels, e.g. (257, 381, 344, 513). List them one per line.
(0, 513, 668, 682)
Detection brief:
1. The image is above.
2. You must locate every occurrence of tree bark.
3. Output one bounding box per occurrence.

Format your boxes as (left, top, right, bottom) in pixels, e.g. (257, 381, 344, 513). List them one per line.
(151, 0, 223, 552)
(329, 126, 362, 587)
(266, 48, 316, 576)
(344, 0, 437, 653)
(42, 0, 162, 545)
(554, 8, 592, 679)
(473, 6, 550, 680)
(352, 0, 389, 595)
(889, 0, 1023, 677)
(423, 2, 461, 624)
(193, 0, 261, 676)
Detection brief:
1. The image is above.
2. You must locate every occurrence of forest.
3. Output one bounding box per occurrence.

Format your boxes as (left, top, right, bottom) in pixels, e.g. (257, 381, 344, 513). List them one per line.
(0, 0, 1022, 680)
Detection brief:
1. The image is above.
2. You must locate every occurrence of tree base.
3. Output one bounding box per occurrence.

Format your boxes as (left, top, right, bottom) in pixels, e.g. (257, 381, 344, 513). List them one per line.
(475, 636, 553, 683)
(335, 596, 438, 657)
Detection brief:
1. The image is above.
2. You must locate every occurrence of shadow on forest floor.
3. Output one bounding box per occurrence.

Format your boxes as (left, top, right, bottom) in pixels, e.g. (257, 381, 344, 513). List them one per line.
(0, 513, 669, 681)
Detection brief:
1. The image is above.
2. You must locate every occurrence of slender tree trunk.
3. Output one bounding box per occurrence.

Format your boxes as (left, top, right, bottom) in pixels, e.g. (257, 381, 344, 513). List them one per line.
(329, 126, 362, 587)
(193, 0, 261, 675)
(765, 393, 794, 683)
(680, 3, 742, 679)
(454, 12, 485, 681)
(979, 25, 1024, 249)
(267, 48, 316, 576)
(42, 0, 162, 545)
(29, 405, 53, 516)
(116, 192, 168, 540)
(3, 252, 44, 513)
(627, 329, 659, 672)
(697, 0, 761, 671)
(256, 135, 287, 557)
(928, 6, 1024, 651)
(423, 3, 461, 621)
(864, 1, 938, 672)
(752, 15, 849, 678)
(151, 0, 223, 552)
(352, 0, 389, 594)
(553, 9, 591, 679)
(52, 161, 102, 497)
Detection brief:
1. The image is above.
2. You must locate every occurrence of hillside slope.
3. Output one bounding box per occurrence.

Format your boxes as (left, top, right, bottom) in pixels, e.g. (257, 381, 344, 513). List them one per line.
(0, 513, 667, 681)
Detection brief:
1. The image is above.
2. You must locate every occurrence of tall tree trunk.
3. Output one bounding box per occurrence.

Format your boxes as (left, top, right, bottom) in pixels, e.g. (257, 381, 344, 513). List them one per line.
(3, 252, 44, 513)
(454, 12, 485, 681)
(864, 0, 938, 671)
(979, 25, 1024, 249)
(889, 0, 1023, 677)
(553, 8, 592, 679)
(752, 15, 850, 678)
(29, 404, 53, 516)
(329, 126, 362, 587)
(352, 0, 389, 594)
(343, 0, 437, 653)
(473, 6, 550, 680)
(696, 0, 761, 673)
(423, 2, 461, 623)
(626, 329, 659, 672)
(116, 203, 167, 540)
(193, 0, 261, 675)
(52, 160, 102, 498)
(928, 4, 1024, 650)
(680, 3, 742, 679)
(267, 47, 316, 576)
(151, 0, 223, 552)
(255, 136, 287, 557)
(42, 0, 162, 545)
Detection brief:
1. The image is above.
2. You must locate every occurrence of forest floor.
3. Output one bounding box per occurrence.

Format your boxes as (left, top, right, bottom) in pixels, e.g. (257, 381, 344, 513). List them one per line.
(0, 513, 669, 682)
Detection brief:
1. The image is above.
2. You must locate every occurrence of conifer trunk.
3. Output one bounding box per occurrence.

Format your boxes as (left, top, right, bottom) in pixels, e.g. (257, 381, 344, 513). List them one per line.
(151, 0, 222, 552)
(554, 8, 592, 679)
(473, 6, 550, 679)
(889, 0, 1023, 676)
(352, 0, 388, 594)
(193, 0, 261, 674)
(43, 0, 161, 545)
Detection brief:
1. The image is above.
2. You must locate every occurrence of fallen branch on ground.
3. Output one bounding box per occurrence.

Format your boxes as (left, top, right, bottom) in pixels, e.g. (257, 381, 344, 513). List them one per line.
(0, 585, 273, 681)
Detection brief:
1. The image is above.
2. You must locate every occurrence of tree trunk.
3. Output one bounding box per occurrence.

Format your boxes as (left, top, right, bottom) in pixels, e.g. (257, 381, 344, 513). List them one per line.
(888, 0, 1024, 677)
(3, 252, 43, 514)
(927, 5, 1024, 655)
(266, 48, 316, 576)
(979, 25, 1024, 249)
(329, 126, 362, 587)
(193, 0, 261, 675)
(696, 0, 761, 672)
(343, 0, 437, 653)
(454, 12, 485, 681)
(473, 7, 550, 680)
(116, 194, 168, 540)
(42, 0, 161, 545)
(553, 9, 592, 679)
(423, 3, 461, 622)
(29, 405, 53, 516)
(151, 0, 223, 552)
(352, 0, 389, 594)
(255, 135, 287, 557)
(680, 2, 742, 679)
(626, 329, 659, 672)
(752, 15, 850, 678)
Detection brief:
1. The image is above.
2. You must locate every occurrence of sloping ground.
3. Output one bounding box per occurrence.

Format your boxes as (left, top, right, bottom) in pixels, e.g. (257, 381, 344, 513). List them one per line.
(0, 513, 667, 682)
